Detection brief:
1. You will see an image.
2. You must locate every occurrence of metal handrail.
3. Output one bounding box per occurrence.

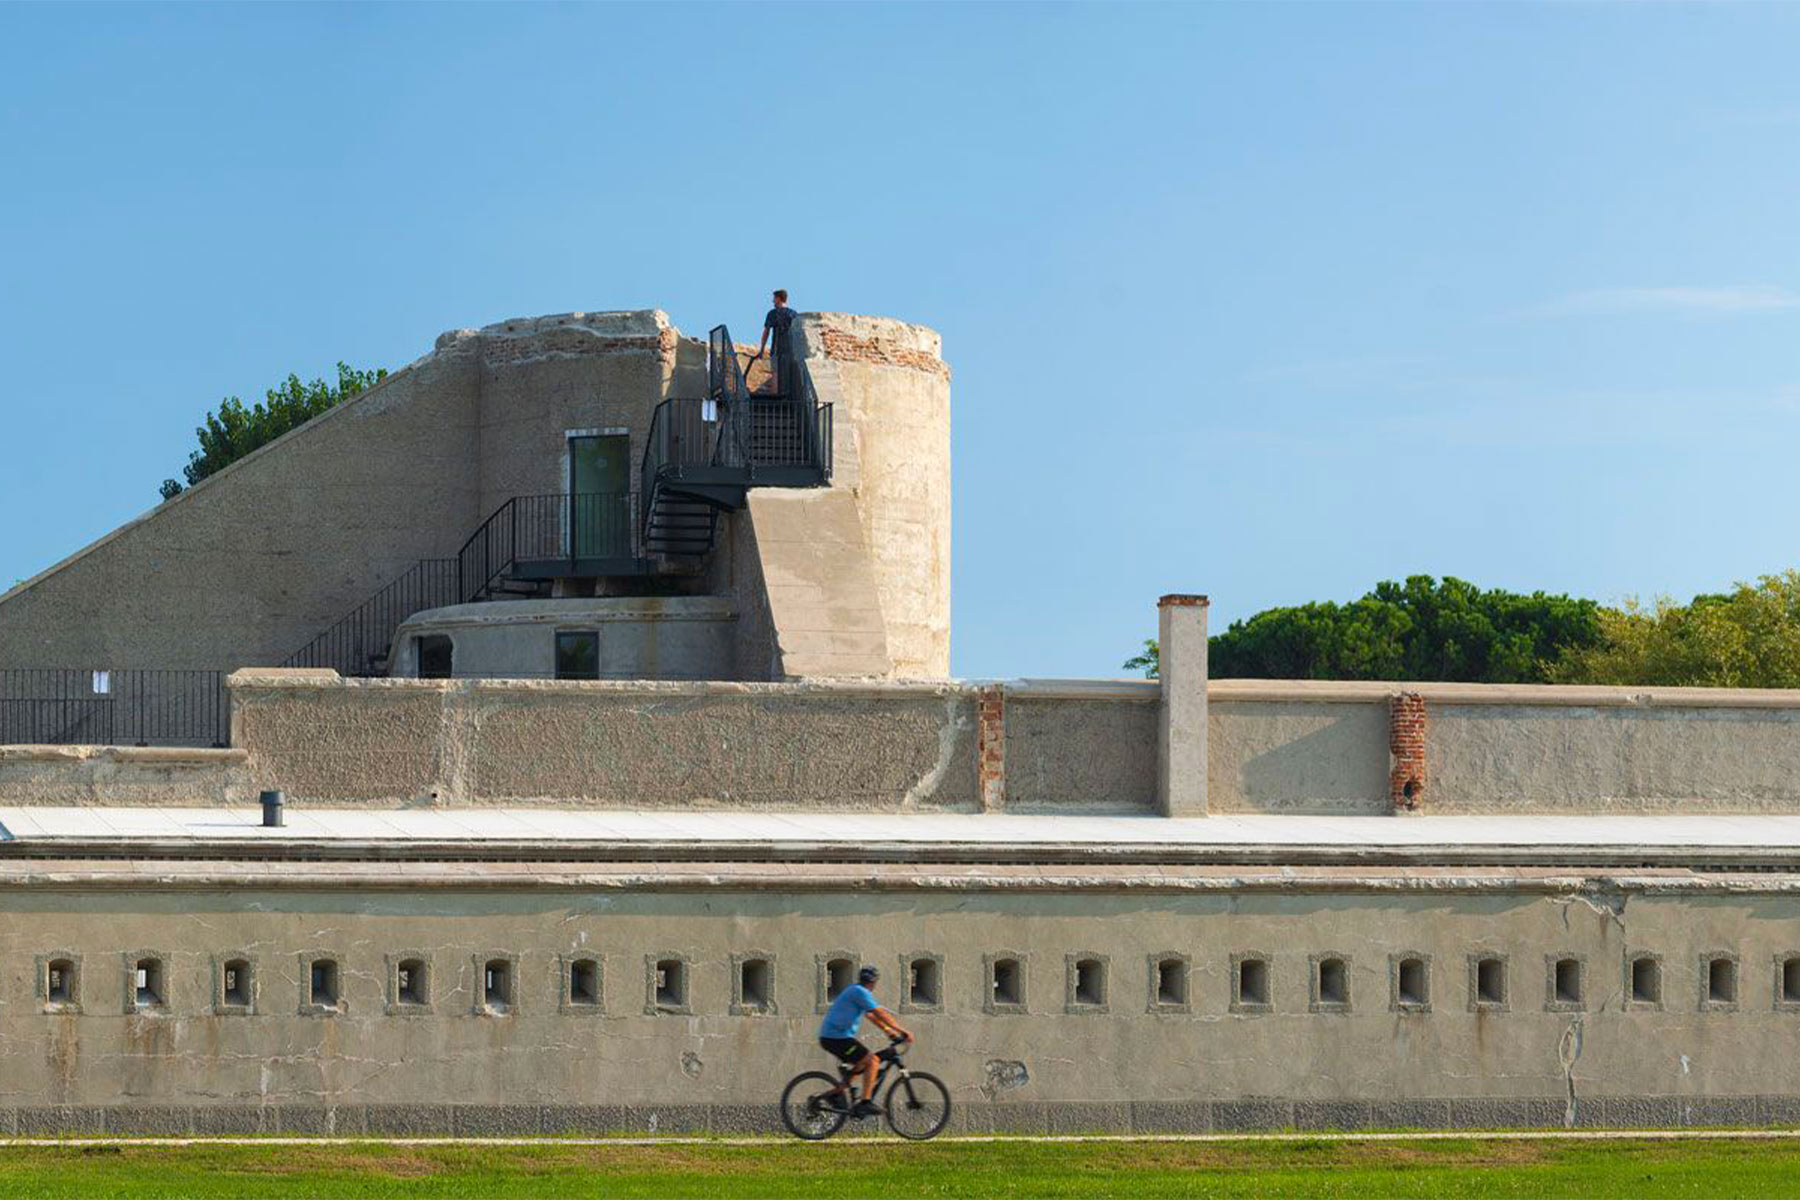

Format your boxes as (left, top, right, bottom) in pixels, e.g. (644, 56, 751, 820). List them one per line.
(0, 668, 227, 747)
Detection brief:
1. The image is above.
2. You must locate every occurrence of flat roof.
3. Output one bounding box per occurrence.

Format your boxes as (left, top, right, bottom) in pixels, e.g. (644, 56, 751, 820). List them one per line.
(4, 808, 1800, 869)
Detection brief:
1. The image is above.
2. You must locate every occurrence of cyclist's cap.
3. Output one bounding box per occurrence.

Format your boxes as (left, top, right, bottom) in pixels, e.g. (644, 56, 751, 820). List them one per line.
(858, 965, 880, 985)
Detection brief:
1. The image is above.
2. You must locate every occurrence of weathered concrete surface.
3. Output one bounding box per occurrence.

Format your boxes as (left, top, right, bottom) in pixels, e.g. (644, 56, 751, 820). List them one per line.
(800, 314, 950, 678)
(0, 747, 246, 807)
(389, 597, 737, 681)
(1002, 683, 1156, 813)
(1208, 698, 1390, 815)
(742, 489, 891, 680)
(1429, 702, 1800, 813)
(228, 672, 981, 810)
(1, 880, 1797, 1122)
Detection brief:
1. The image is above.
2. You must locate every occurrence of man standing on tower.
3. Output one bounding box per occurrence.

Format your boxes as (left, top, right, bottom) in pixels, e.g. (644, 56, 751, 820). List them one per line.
(755, 289, 796, 395)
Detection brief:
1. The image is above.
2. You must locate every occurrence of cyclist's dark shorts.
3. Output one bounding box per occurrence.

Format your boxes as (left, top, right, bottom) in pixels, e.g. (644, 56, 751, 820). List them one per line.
(819, 1036, 868, 1064)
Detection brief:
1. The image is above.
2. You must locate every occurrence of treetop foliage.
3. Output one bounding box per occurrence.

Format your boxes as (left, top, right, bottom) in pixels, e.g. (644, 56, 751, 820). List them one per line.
(1126, 572, 1800, 688)
(159, 363, 387, 500)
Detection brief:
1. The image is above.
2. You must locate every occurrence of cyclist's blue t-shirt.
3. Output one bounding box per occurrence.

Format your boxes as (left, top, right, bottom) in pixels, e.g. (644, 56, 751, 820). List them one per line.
(819, 984, 878, 1039)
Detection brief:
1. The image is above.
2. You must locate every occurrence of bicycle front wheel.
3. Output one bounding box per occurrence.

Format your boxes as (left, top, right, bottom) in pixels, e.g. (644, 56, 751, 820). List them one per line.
(780, 1070, 849, 1141)
(884, 1069, 952, 1140)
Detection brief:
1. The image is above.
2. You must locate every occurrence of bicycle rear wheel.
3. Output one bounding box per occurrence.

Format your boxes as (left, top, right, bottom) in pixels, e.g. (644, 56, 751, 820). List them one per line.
(780, 1070, 849, 1140)
(884, 1070, 952, 1140)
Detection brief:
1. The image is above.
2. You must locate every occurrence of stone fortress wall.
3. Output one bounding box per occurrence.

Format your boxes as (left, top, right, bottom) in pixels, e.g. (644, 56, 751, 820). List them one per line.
(1, 878, 1796, 1134)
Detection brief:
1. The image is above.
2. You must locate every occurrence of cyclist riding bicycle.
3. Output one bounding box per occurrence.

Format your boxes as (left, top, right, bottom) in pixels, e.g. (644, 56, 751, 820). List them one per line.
(818, 965, 913, 1117)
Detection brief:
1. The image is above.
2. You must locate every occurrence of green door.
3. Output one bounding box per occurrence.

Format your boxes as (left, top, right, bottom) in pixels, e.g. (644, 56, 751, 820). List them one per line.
(570, 435, 630, 558)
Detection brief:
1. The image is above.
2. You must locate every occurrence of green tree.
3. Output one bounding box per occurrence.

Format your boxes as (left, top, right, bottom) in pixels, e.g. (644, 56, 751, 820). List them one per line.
(1123, 575, 1604, 683)
(159, 363, 387, 499)
(1551, 571, 1800, 688)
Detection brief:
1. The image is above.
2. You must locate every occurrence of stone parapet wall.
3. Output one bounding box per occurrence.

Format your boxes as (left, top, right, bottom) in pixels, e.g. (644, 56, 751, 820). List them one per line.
(13, 673, 1800, 814)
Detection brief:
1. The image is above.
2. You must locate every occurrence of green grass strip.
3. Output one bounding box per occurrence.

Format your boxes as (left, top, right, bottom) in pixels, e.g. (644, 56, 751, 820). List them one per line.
(3, 1136, 1800, 1198)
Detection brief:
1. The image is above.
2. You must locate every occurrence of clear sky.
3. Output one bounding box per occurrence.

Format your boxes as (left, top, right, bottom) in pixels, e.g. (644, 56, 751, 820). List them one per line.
(2, 3, 1797, 679)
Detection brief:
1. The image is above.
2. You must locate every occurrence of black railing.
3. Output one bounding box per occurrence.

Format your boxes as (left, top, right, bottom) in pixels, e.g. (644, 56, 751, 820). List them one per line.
(284, 559, 459, 672)
(286, 493, 639, 676)
(0, 669, 227, 747)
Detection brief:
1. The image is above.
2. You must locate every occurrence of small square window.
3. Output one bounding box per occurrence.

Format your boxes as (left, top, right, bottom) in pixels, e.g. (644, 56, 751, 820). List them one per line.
(1546, 955, 1584, 1011)
(1066, 953, 1108, 1013)
(985, 953, 1027, 1015)
(1231, 954, 1271, 1014)
(416, 634, 454, 679)
(899, 953, 944, 1013)
(646, 955, 691, 1015)
(1147, 953, 1191, 1013)
(732, 954, 777, 1016)
(1701, 954, 1738, 1011)
(1627, 954, 1661, 1009)
(1392, 954, 1430, 1012)
(816, 952, 858, 1013)
(1311, 954, 1351, 1012)
(1470, 955, 1507, 1011)
(40, 954, 80, 1012)
(1778, 954, 1800, 1010)
(555, 632, 600, 681)
(215, 955, 255, 1014)
(478, 955, 517, 1015)
(386, 953, 433, 1014)
(127, 953, 168, 1013)
(566, 958, 601, 1010)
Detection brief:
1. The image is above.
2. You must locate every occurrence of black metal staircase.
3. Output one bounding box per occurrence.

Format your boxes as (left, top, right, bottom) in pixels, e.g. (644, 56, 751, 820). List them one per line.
(638, 324, 833, 558)
(286, 321, 833, 677)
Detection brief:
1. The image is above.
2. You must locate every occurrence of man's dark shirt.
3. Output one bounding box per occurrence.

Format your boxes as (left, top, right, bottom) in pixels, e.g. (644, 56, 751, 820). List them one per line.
(764, 306, 796, 340)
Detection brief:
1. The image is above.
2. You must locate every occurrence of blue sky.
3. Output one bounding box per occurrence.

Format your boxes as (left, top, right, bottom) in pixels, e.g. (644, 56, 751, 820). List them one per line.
(2, 3, 1797, 679)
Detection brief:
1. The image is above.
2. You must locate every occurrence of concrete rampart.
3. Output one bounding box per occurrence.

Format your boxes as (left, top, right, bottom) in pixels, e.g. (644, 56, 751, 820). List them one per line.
(2, 871, 1798, 1130)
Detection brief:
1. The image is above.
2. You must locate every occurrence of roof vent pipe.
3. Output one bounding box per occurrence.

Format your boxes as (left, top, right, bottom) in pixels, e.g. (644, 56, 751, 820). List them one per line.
(260, 789, 285, 828)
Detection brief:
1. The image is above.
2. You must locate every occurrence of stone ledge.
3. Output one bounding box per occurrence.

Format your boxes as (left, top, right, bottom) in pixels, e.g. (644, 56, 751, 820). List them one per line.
(0, 746, 246, 766)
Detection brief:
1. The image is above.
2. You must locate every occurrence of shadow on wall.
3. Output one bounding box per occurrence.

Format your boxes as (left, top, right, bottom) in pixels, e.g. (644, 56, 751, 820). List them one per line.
(1224, 701, 1391, 815)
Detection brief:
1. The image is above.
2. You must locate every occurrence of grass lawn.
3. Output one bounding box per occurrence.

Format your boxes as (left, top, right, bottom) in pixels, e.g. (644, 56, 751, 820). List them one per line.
(2, 1136, 1800, 1199)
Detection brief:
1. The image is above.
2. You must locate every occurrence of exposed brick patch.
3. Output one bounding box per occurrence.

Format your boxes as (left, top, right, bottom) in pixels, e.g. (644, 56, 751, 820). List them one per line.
(1390, 692, 1427, 812)
(978, 685, 1006, 811)
(1158, 594, 1209, 608)
(818, 328, 951, 380)
(479, 332, 664, 368)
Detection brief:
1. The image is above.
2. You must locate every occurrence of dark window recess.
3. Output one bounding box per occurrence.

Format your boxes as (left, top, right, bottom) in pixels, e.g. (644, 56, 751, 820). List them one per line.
(310, 959, 340, 1008)
(908, 959, 941, 1006)
(1074, 959, 1106, 1006)
(1708, 958, 1737, 1003)
(655, 959, 686, 1009)
(992, 958, 1022, 1006)
(569, 960, 599, 1006)
(555, 632, 600, 680)
(484, 960, 513, 1011)
(1237, 959, 1268, 1006)
(416, 635, 453, 679)
(1631, 957, 1659, 1003)
(825, 958, 854, 1002)
(47, 960, 75, 1004)
(1397, 958, 1427, 1006)
(1554, 959, 1582, 1005)
(397, 959, 427, 1006)
(740, 959, 773, 1010)
(1476, 958, 1505, 1004)
(1785, 958, 1800, 1004)
(1317, 958, 1348, 1005)
(135, 959, 164, 1009)
(1155, 958, 1189, 1006)
(223, 959, 251, 1007)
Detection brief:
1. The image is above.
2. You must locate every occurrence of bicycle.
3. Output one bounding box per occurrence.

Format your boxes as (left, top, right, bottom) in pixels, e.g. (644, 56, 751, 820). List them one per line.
(779, 1038, 952, 1141)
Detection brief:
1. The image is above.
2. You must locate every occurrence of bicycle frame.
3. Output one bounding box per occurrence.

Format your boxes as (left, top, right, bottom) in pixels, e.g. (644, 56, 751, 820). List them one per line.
(839, 1042, 910, 1103)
